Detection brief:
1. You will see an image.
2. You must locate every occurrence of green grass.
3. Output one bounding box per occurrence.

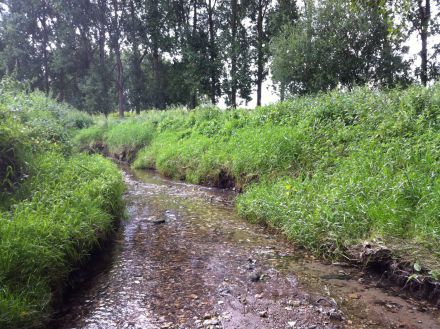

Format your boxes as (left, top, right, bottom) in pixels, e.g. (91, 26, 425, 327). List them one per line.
(77, 84, 440, 273)
(0, 79, 125, 328)
(104, 118, 155, 154)
(0, 153, 124, 328)
(74, 116, 155, 159)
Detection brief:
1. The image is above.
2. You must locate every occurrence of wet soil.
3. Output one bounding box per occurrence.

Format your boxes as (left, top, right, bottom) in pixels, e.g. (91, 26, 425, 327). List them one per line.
(51, 169, 440, 329)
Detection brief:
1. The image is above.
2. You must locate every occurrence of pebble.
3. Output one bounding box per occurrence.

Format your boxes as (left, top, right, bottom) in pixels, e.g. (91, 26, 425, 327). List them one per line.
(287, 300, 301, 307)
(203, 319, 219, 326)
(259, 310, 268, 318)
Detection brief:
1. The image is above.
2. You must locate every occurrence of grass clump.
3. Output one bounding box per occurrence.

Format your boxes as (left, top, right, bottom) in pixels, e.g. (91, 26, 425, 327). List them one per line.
(0, 78, 94, 203)
(76, 116, 155, 159)
(73, 125, 107, 150)
(104, 118, 155, 154)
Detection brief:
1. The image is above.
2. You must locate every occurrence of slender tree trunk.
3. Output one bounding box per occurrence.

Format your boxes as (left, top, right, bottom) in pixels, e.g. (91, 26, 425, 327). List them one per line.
(256, 0, 264, 107)
(98, 0, 107, 65)
(208, 0, 217, 104)
(58, 69, 65, 102)
(130, 0, 142, 114)
(98, 0, 112, 116)
(116, 51, 125, 118)
(152, 47, 165, 109)
(40, 2, 50, 95)
(189, 0, 198, 109)
(280, 81, 285, 102)
(230, 0, 238, 108)
(419, 0, 430, 86)
(150, 0, 164, 109)
(112, 0, 125, 118)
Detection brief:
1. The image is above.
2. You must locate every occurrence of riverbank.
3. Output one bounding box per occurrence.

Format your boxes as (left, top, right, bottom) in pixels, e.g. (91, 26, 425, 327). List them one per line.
(75, 85, 440, 301)
(0, 81, 125, 329)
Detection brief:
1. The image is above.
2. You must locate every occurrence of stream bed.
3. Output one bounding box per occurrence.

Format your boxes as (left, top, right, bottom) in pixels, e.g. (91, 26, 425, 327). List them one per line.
(52, 168, 440, 329)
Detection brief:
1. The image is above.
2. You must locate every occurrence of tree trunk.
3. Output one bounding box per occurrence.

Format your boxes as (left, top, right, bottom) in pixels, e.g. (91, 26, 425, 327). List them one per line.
(40, 1, 50, 96)
(230, 0, 238, 108)
(111, 0, 125, 118)
(58, 69, 65, 102)
(280, 81, 285, 102)
(208, 0, 217, 104)
(98, 0, 113, 116)
(190, 0, 198, 109)
(256, 0, 264, 107)
(419, 0, 430, 86)
(152, 47, 165, 109)
(130, 0, 143, 114)
(116, 51, 125, 118)
(150, 0, 165, 109)
(98, 0, 107, 65)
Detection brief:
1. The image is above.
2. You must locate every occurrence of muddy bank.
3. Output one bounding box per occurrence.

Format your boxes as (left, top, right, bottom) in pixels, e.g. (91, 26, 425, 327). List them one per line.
(51, 169, 440, 329)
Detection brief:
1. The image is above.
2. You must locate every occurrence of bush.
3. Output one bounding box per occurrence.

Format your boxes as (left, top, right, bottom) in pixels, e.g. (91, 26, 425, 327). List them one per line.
(0, 83, 95, 203)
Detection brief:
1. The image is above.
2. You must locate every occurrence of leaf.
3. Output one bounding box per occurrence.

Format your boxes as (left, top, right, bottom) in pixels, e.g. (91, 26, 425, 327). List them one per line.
(413, 262, 421, 272)
(428, 270, 440, 281)
(285, 184, 292, 190)
(407, 273, 419, 283)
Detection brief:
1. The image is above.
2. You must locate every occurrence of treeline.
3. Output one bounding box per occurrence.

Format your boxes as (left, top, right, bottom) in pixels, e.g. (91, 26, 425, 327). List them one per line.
(0, 0, 439, 115)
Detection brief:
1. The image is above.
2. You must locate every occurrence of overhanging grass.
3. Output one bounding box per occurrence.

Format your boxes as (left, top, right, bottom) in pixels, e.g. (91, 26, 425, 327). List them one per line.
(0, 80, 125, 328)
(0, 153, 124, 328)
(104, 118, 155, 154)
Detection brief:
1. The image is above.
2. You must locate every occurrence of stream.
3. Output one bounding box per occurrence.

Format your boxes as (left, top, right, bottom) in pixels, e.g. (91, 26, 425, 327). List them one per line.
(52, 168, 440, 329)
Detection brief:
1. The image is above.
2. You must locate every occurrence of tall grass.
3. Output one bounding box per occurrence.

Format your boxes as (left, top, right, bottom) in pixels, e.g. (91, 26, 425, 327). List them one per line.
(0, 80, 125, 328)
(0, 153, 124, 328)
(74, 116, 155, 158)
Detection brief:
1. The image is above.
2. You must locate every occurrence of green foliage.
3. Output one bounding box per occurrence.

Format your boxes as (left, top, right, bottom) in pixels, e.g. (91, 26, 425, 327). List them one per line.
(0, 153, 124, 328)
(73, 125, 107, 149)
(270, 0, 411, 95)
(0, 81, 125, 328)
(104, 118, 155, 154)
(0, 82, 93, 203)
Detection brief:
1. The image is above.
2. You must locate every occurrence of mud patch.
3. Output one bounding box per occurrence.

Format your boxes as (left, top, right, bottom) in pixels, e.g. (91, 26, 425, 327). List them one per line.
(346, 242, 440, 306)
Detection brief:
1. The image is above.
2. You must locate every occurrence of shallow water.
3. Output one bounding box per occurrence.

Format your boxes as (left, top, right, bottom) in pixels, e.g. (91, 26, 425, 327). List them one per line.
(52, 169, 440, 329)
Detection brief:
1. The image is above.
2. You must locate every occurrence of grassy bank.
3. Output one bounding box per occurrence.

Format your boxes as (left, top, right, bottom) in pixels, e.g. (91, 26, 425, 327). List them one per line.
(76, 85, 440, 275)
(0, 80, 124, 328)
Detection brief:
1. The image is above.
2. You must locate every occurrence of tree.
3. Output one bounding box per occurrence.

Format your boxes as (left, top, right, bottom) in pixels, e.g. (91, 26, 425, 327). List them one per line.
(218, 0, 252, 107)
(0, 0, 55, 92)
(268, 0, 299, 100)
(125, 0, 146, 114)
(271, 0, 410, 96)
(109, 0, 126, 117)
(249, 0, 272, 106)
(354, 0, 440, 85)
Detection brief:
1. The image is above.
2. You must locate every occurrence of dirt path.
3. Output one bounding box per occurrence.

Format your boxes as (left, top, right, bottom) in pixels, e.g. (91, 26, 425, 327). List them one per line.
(52, 169, 440, 329)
